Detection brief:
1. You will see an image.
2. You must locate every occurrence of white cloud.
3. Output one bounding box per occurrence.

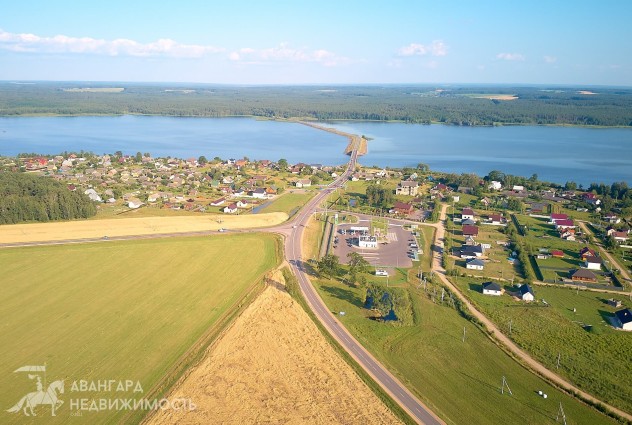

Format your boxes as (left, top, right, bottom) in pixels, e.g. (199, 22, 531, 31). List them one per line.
(544, 55, 557, 63)
(496, 52, 525, 61)
(0, 29, 223, 58)
(398, 40, 447, 57)
(228, 43, 349, 67)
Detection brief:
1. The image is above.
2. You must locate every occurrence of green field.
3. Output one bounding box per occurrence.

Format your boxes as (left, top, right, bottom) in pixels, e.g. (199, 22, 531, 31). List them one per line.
(0, 234, 279, 424)
(258, 191, 315, 215)
(313, 276, 615, 424)
(454, 277, 632, 414)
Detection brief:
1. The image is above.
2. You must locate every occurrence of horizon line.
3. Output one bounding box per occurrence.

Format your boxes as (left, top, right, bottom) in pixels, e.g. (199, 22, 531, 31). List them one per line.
(2, 80, 632, 89)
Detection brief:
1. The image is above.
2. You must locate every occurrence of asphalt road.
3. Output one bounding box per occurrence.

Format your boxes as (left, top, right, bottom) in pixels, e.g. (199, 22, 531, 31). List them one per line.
(284, 149, 443, 425)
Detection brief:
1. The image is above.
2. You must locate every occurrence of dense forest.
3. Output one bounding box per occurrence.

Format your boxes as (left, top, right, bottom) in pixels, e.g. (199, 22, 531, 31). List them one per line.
(0, 172, 96, 224)
(1, 83, 632, 126)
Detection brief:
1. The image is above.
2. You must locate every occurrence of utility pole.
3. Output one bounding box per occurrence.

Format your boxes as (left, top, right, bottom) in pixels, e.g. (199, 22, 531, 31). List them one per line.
(556, 402, 567, 425)
(500, 376, 513, 395)
(462, 326, 466, 343)
(556, 352, 561, 369)
(509, 320, 512, 336)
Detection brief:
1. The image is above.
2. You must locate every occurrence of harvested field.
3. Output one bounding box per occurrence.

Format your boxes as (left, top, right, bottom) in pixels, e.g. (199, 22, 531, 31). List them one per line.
(146, 270, 400, 425)
(472, 94, 518, 100)
(0, 212, 287, 244)
(62, 87, 125, 92)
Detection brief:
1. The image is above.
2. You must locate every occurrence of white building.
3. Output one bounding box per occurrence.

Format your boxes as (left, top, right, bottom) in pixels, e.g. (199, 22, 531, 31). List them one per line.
(359, 235, 378, 249)
(614, 308, 632, 331)
(466, 258, 485, 270)
(482, 281, 502, 296)
(584, 256, 602, 270)
(489, 181, 502, 191)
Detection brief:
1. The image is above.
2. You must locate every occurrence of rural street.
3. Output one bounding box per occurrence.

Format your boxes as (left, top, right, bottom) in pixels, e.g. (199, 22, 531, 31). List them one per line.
(577, 220, 631, 283)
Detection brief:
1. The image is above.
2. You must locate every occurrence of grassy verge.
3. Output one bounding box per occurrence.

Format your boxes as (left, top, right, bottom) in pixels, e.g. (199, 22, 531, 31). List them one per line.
(281, 268, 416, 425)
(258, 191, 316, 216)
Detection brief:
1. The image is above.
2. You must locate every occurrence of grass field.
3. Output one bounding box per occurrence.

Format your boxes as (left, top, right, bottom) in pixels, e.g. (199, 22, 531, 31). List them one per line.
(0, 233, 279, 424)
(257, 191, 315, 215)
(453, 277, 632, 414)
(312, 276, 615, 424)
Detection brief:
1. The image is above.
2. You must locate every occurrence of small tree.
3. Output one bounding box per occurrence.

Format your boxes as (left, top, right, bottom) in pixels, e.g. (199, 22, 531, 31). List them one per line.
(317, 254, 340, 278)
(278, 158, 288, 171)
(198, 155, 208, 165)
(347, 252, 371, 274)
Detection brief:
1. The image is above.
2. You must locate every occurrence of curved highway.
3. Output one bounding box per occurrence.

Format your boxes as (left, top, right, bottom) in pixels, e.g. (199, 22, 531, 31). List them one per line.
(284, 149, 443, 425)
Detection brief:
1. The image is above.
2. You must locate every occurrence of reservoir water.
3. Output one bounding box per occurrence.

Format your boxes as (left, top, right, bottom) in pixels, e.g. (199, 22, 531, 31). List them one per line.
(0, 115, 630, 185)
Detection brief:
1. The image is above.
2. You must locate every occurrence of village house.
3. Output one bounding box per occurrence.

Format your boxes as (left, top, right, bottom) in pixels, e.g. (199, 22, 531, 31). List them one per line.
(607, 298, 622, 308)
(570, 268, 598, 283)
(488, 181, 502, 191)
(223, 203, 238, 214)
(519, 284, 535, 301)
(395, 180, 419, 196)
(466, 258, 485, 270)
(295, 179, 312, 188)
(462, 225, 479, 237)
(486, 213, 504, 225)
(582, 193, 601, 205)
(614, 308, 632, 331)
(579, 247, 598, 260)
(391, 201, 414, 216)
(249, 188, 268, 199)
(460, 244, 484, 259)
(461, 208, 475, 220)
(584, 256, 602, 270)
(549, 213, 568, 223)
(210, 197, 226, 206)
(551, 250, 565, 258)
(554, 219, 575, 230)
(604, 213, 621, 224)
(529, 202, 547, 214)
(431, 183, 450, 192)
(612, 231, 629, 244)
(482, 281, 502, 296)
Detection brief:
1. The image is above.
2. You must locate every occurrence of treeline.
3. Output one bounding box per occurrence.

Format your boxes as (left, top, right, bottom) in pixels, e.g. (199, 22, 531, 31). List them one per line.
(0, 172, 96, 224)
(1, 83, 632, 127)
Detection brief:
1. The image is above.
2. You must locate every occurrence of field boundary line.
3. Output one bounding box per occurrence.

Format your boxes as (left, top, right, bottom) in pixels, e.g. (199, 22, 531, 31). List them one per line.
(136, 234, 283, 425)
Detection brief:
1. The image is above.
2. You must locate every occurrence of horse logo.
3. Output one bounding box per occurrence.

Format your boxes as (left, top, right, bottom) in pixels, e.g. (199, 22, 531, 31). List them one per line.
(6, 365, 64, 416)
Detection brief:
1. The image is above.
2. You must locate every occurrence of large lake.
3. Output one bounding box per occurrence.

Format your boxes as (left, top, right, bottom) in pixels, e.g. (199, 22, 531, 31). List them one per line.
(0, 116, 630, 185)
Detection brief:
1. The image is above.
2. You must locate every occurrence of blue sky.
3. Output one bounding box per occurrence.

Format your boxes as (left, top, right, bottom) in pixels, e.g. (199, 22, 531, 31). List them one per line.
(1, 0, 631, 85)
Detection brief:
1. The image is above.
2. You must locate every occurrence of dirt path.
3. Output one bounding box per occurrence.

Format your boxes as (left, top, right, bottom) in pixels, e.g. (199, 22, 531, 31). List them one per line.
(577, 221, 631, 283)
(145, 269, 400, 425)
(431, 204, 632, 422)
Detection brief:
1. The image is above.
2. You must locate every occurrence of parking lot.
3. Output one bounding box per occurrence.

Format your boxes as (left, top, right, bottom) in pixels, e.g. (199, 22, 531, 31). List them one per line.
(332, 220, 418, 272)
